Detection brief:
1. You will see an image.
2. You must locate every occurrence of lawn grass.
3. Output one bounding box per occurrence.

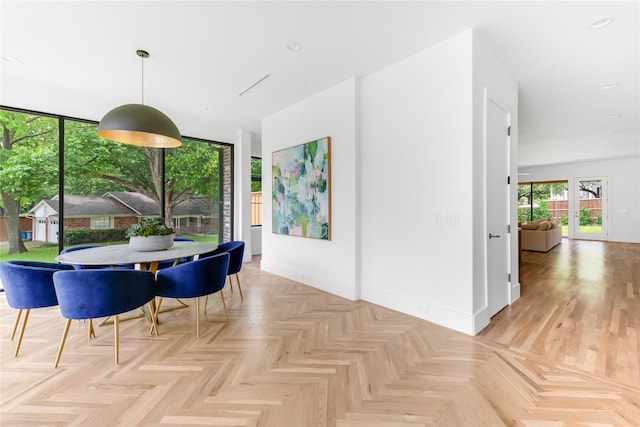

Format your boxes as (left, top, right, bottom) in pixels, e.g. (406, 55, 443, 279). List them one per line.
(561, 225, 602, 235)
(0, 234, 219, 264)
(0, 243, 61, 263)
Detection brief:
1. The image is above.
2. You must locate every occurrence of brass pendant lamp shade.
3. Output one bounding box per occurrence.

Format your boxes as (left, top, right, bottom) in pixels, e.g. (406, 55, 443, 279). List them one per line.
(97, 104, 182, 148)
(97, 50, 182, 148)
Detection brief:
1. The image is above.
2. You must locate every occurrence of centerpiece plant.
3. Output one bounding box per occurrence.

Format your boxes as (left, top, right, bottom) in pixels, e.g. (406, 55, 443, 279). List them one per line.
(126, 217, 174, 238)
(126, 217, 175, 251)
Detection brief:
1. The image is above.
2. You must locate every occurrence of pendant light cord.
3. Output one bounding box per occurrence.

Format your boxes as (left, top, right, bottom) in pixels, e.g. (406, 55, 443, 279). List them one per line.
(140, 52, 145, 105)
(136, 49, 149, 105)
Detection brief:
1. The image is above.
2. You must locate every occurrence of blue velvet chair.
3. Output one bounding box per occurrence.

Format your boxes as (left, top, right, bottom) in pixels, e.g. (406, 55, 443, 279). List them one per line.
(202, 241, 245, 301)
(52, 269, 157, 367)
(0, 260, 75, 357)
(155, 252, 229, 338)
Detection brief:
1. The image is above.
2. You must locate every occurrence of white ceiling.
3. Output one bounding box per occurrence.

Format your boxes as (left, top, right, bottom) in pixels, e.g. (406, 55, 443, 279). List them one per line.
(1, 1, 638, 167)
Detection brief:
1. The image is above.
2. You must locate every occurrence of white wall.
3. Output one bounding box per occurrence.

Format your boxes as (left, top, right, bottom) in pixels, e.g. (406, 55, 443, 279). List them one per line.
(233, 129, 253, 262)
(359, 31, 475, 333)
(262, 79, 359, 300)
(519, 157, 640, 243)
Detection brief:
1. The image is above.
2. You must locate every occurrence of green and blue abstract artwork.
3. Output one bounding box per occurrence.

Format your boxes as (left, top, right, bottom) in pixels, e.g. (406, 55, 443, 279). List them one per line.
(272, 136, 331, 240)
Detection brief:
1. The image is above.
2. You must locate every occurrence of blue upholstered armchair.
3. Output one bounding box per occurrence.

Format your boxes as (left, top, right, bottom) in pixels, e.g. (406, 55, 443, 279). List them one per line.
(52, 269, 157, 367)
(201, 241, 245, 301)
(0, 260, 75, 357)
(155, 252, 229, 338)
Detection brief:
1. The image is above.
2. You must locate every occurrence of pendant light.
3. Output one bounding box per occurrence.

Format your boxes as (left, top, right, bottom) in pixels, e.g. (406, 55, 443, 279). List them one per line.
(98, 50, 182, 148)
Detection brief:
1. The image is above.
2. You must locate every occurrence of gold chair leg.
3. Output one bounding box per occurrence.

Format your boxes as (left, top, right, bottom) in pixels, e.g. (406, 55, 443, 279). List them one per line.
(220, 291, 228, 320)
(148, 300, 158, 336)
(204, 295, 208, 314)
(195, 297, 200, 339)
(150, 297, 164, 336)
(89, 319, 95, 339)
(14, 309, 30, 357)
(227, 275, 234, 292)
(114, 315, 120, 364)
(235, 273, 244, 301)
(11, 309, 23, 340)
(54, 319, 72, 368)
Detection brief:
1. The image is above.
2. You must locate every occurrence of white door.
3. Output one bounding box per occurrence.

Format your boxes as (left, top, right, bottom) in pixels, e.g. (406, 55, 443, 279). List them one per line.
(36, 218, 47, 241)
(573, 177, 607, 241)
(48, 219, 59, 243)
(486, 96, 511, 317)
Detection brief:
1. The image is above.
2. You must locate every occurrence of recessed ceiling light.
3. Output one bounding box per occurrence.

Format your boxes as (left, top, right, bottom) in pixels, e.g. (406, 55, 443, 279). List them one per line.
(590, 17, 616, 29)
(286, 41, 302, 52)
(203, 106, 214, 112)
(606, 114, 621, 119)
(600, 83, 619, 90)
(2, 55, 21, 63)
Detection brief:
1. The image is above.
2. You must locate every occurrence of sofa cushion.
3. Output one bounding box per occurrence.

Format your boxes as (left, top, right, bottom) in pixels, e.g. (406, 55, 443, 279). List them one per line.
(536, 221, 551, 231)
(522, 222, 540, 230)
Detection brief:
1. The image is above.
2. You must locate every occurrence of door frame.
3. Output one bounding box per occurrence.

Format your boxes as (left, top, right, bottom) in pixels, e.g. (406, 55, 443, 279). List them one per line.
(485, 92, 512, 318)
(571, 176, 608, 241)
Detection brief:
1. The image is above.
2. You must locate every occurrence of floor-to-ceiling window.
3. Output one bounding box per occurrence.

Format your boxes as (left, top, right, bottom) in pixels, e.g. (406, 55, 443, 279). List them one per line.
(165, 137, 227, 243)
(518, 180, 569, 234)
(0, 107, 231, 263)
(0, 109, 60, 261)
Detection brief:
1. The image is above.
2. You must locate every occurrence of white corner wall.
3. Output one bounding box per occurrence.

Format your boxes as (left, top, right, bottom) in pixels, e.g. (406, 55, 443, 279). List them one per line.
(261, 79, 359, 300)
(260, 29, 518, 336)
(519, 157, 640, 243)
(359, 31, 476, 334)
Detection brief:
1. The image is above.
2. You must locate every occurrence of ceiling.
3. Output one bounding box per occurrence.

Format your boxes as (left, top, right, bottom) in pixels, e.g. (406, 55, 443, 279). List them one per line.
(1, 1, 638, 167)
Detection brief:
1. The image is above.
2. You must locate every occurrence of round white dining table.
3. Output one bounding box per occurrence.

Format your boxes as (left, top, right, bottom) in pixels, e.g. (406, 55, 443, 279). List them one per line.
(55, 241, 218, 335)
(56, 241, 217, 272)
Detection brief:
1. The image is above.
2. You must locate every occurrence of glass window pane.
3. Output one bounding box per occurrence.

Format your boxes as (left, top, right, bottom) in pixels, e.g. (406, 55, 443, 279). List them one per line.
(165, 138, 223, 245)
(63, 119, 161, 249)
(0, 109, 59, 262)
(251, 157, 262, 226)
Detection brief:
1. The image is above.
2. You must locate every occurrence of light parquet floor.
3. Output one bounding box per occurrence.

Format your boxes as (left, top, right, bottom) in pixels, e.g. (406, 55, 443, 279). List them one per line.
(1, 242, 639, 426)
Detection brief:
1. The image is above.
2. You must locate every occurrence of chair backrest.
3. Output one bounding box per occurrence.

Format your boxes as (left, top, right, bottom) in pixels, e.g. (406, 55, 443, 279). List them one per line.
(60, 245, 134, 270)
(156, 252, 229, 299)
(0, 261, 74, 310)
(157, 237, 196, 270)
(60, 245, 100, 254)
(52, 269, 156, 320)
(216, 241, 245, 275)
(60, 245, 101, 269)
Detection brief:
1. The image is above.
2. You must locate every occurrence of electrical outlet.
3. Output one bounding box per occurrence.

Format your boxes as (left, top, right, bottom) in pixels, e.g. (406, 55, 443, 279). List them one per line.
(417, 305, 428, 315)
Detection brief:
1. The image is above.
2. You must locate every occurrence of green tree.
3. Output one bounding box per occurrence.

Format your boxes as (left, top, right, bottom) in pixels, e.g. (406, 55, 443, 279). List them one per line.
(580, 206, 593, 226)
(0, 111, 58, 254)
(64, 122, 219, 224)
(165, 139, 219, 221)
(532, 199, 551, 221)
(251, 157, 262, 192)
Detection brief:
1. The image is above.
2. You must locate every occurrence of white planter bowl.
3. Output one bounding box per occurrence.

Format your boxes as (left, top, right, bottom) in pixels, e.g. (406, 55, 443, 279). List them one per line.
(129, 234, 175, 252)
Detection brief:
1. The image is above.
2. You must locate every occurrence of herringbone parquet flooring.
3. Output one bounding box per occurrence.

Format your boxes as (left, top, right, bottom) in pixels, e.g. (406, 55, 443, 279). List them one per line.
(1, 244, 639, 426)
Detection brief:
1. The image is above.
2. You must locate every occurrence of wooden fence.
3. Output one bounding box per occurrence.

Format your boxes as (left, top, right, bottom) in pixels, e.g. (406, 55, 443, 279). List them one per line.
(546, 199, 602, 220)
(251, 192, 262, 226)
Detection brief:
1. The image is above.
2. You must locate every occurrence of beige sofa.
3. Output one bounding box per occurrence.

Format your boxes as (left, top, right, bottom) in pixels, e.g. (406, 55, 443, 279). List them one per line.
(520, 219, 562, 252)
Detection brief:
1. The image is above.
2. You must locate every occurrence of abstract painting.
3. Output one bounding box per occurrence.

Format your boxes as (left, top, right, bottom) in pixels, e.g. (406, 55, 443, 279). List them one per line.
(272, 137, 331, 240)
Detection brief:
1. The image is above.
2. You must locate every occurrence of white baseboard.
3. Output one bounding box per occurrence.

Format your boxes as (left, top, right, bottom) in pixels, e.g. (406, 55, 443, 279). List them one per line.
(361, 286, 477, 336)
(261, 259, 359, 301)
